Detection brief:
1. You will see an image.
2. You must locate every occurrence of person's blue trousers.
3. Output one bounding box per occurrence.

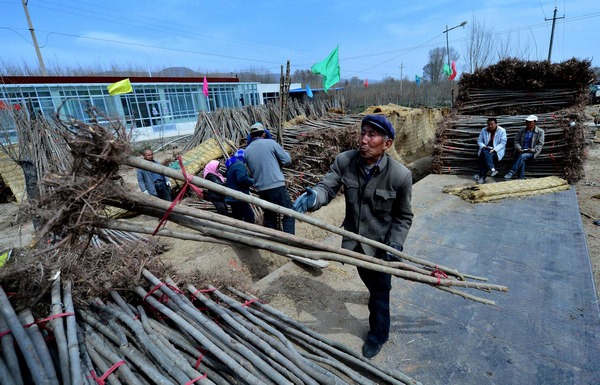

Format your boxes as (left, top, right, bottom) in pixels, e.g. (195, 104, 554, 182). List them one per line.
(478, 148, 498, 179)
(509, 152, 534, 179)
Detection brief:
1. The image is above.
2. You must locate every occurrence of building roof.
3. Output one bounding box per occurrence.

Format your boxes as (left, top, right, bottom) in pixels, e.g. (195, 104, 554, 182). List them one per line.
(0, 75, 239, 85)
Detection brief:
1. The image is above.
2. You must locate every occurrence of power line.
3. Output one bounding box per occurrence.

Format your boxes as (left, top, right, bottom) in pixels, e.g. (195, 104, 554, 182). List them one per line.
(2, 6, 599, 77)
(0, 26, 33, 45)
(34, 0, 316, 59)
(34, 30, 284, 65)
(538, 0, 548, 19)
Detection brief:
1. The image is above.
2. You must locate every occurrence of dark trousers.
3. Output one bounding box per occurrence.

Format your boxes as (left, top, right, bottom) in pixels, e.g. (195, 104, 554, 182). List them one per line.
(212, 201, 228, 216)
(154, 180, 172, 201)
(478, 148, 498, 179)
(258, 186, 295, 234)
(355, 244, 392, 345)
(229, 202, 255, 223)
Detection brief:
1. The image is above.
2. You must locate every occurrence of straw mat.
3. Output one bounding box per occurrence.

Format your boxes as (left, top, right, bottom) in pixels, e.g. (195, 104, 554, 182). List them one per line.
(445, 176, 570, 203)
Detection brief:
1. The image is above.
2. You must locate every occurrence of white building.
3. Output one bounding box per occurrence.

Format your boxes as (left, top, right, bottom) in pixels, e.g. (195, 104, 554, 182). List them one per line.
(0, 75, 270, 142)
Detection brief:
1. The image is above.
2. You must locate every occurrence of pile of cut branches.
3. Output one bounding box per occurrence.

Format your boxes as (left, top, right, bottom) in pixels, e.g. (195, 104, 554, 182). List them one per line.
(0, 271, 420, 385)
(0, 239, 168, 311)
(184, 98, 339, 151)
(284, 114, 362, 197)
(432, 109, 585, 182)
(456, 58, 594, 115)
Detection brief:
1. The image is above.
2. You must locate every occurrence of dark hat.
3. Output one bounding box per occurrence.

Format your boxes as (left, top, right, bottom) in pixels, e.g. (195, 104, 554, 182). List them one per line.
(361, 115, 394, 140)
(249, 122, 265, 135)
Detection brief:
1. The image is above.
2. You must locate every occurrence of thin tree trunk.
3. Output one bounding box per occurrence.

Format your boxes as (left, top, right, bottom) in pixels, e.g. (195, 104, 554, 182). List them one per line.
(50, 275, 71, 385)
(63, 281, 82, 385)
(18, 310, 59, 385)
(0, 287, 50, 385)
(0, 313, 24, 385)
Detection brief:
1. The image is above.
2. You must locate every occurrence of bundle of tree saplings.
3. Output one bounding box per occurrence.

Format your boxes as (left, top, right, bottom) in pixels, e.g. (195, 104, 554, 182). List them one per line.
(40, 115, 508, 307)
(432, 109, 585, 182)
(283, 114, 362, 198)
(1, 109, 145, 247)
(455, 58, 595, 116)
(0, 270, 421, 385)
(184, 98, 338, 151)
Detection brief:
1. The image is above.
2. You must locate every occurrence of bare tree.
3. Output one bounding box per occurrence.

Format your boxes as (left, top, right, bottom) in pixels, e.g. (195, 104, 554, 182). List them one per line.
(346, 76, 364, 86)
(238, 67, 278, 83)
(423, 47, 458, 84)
(464, 16, 495, 73)
(292, 69, 321, 87)
(496, 32, 534, 61)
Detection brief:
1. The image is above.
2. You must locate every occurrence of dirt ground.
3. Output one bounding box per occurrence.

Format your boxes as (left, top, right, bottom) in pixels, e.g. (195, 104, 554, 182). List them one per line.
(0, 107, 599, 303)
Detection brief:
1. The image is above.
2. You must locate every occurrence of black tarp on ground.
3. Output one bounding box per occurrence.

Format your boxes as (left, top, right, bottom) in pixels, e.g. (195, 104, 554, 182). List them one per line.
(384, 175, 600, 384)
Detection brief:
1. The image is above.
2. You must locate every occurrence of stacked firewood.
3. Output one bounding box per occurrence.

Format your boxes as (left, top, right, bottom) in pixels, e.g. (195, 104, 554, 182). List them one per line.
(455, 58, 594, 116)
(0, 272, 421, 385)
(283, 114, 362, 198)
(432, 110, 586, 182)
(184, 98, 340, 151)
(0, 110, 145, 246)
(434, 58, 593, 182)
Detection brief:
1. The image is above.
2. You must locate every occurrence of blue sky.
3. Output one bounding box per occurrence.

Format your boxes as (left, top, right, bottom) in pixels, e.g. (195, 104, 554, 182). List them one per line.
(1, 0, 598, 81)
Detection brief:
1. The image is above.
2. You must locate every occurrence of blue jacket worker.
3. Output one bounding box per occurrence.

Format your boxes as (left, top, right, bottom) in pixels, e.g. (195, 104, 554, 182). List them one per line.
(504, 115, 545, 180)
(244, 122, 295, 234)
(475, 117, 507, 184)
(137, 149, 172, 201)
(225, 149, 255, 223)
(293, 114, 413, 359)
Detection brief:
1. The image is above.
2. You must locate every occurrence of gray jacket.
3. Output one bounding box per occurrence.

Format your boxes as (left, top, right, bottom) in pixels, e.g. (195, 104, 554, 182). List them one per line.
(312, 150, 413, 258)
(245, 138, 292, 191)
(514, 126, 544, 158)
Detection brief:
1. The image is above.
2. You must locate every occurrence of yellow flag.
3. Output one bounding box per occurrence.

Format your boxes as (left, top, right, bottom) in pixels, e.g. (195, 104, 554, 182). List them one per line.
(0, 251, 9, 268)
(107, 78, 133, 96)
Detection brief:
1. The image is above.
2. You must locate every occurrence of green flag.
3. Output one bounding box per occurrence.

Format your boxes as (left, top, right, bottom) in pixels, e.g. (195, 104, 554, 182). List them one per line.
(107, 78, 133, 96)
(443, 64, 452, 78)
(311, 45, 340, 93)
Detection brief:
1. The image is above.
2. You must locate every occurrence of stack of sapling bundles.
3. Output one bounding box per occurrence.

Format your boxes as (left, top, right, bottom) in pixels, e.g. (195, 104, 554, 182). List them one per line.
(433, 58, 593, 182)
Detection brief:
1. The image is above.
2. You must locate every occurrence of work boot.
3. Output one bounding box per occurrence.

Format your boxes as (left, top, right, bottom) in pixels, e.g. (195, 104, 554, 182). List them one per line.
(362, 340, 383, 359)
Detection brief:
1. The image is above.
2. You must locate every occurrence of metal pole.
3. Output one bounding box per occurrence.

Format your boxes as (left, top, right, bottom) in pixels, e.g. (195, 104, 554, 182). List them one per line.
(442, 21, 467, 108)
(545, 7, 564, 62)
(21, 0, 47, 75)
(446, 25, 451, 69)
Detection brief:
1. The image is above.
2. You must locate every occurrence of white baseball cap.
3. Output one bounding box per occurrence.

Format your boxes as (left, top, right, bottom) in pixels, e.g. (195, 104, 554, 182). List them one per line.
(525, 115, 538, 122)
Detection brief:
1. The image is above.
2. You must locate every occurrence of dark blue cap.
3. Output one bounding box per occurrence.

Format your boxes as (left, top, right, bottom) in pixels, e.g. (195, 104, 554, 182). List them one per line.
(361, 115, 394, 140)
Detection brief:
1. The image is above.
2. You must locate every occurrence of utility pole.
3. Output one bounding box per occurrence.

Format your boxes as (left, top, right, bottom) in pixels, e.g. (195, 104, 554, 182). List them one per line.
(400, 63, 404, 94)
(545, 7, 564, 62)
(22, 0, 47, 75)
(443, 21, 467, 108)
